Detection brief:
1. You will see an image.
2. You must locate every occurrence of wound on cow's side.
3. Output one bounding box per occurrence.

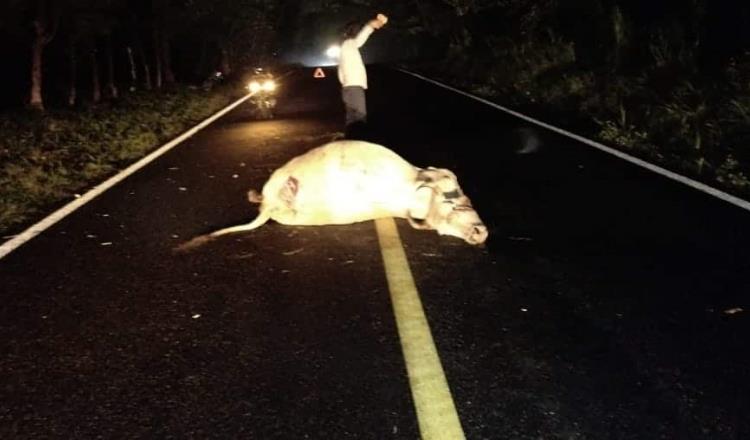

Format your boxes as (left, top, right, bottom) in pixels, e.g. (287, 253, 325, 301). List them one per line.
(280, 176, 299, 207)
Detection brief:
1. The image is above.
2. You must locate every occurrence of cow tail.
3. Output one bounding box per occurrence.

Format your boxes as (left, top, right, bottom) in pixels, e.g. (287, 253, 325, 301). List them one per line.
(208, 209, 272, 237)
(173, 208, 272, 253)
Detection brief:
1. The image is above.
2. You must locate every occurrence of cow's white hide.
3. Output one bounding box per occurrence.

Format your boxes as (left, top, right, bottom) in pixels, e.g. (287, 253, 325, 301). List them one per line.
(176, 140, 487, 251)
(255, 140, 422, 226)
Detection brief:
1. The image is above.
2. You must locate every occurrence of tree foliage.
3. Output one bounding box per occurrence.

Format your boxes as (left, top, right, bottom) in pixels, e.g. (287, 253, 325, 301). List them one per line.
(184, 0, 279, 73)
(0, 0, 283, 111)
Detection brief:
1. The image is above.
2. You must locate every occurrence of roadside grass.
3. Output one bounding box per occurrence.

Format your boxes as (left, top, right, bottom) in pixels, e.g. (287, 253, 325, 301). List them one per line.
(0, 85, 239, 237)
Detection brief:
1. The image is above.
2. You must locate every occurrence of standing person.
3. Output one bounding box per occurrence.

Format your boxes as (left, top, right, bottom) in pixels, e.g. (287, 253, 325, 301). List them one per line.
(337, 13, 388, 137)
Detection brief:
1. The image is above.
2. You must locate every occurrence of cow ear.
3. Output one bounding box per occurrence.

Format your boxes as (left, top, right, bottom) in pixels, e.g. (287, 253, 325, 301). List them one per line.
(409, 185, 433, 219)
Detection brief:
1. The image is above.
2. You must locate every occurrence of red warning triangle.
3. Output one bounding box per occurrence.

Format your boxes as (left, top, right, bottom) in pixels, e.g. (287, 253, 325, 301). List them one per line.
(313, 67, 326, 78)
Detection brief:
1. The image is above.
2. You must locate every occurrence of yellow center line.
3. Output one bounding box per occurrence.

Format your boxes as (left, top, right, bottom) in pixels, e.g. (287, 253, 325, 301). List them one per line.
(374, 218, 466, 440)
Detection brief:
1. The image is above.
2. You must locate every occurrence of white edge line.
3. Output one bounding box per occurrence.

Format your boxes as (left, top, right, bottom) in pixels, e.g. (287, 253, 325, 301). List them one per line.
(0, 92, 254, 260)
(396, 67, 750, 213)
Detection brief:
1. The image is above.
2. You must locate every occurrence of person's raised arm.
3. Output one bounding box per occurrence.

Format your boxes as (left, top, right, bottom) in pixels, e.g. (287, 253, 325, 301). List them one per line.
(353, 13, 388, 47)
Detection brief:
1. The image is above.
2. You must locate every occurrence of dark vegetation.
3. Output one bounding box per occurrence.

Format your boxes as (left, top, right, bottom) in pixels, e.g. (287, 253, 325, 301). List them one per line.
(0, 87, 238, 233)
(396, 0, 750, 200)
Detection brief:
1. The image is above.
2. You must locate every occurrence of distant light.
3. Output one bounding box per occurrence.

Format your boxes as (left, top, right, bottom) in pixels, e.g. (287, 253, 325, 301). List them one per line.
(326, 45, 341, 59)
(313, 59, 337, 67)
(262, 80, 276, 91)
(248, 79, 276, 93)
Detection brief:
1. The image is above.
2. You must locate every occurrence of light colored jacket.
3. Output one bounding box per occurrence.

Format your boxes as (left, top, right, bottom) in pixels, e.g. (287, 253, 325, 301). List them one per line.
(337, 24, 375, 89)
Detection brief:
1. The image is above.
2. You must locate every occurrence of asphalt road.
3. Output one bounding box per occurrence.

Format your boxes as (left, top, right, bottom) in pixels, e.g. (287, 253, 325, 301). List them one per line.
(1, 66, 748, 439)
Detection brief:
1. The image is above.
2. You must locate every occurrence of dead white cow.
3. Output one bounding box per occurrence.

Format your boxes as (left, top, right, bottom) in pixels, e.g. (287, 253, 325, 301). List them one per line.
(178, 140, 488, 250)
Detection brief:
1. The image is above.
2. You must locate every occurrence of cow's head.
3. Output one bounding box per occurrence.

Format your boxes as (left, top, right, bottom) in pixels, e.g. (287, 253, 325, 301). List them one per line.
(408, 167, 488, 245)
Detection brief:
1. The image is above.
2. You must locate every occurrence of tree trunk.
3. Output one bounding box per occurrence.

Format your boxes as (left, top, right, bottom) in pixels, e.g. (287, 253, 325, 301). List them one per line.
(153, 26, 163, 89)
(68, 37, 77, 107)
(134, 32, 152, 90)
(151, 0, 173, 85)
(142, 58, 153, 90)
(105, 36, 118, 98)
(91, 49, 101, 104)
(29, 33, 45, 110)
(28, 0, 61, 111)
(162, 36, 175, 85)
(126, 46, 137, 91)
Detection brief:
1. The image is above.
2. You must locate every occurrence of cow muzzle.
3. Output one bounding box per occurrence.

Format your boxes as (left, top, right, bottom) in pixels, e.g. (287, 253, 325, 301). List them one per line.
(443, 205, 488, 245)
(467, 224, 489, 245)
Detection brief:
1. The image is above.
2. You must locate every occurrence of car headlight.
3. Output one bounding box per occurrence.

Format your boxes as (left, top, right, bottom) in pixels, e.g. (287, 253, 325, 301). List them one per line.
(248, 81, 261, 93)
(262, 80, 276, 91)
(326, 45, 341, 59)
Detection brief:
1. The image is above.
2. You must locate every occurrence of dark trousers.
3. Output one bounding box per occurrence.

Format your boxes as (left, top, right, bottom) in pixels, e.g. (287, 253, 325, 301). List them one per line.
(342, 86, 367, 126)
